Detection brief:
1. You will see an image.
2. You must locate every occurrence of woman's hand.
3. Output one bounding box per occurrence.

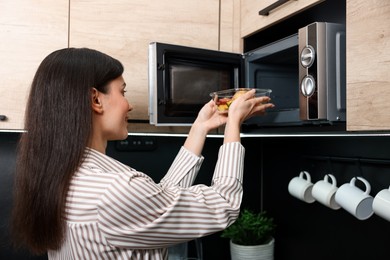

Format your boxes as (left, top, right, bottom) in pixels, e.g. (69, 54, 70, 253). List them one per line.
(184, 99, 227, 156)
(184, 90, 274, 154)
(193, 99, 228, 132)
(223, 89, 274, 143)
(227, 89, 274, 125)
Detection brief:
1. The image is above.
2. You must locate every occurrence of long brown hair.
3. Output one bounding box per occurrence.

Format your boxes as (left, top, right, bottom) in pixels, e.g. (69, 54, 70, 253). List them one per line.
(11, 48, 124, 254)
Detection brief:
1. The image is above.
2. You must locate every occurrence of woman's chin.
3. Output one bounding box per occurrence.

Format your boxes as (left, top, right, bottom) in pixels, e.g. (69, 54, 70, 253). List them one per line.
(110, 130, 128, 142)
(119, 131, 128, 140)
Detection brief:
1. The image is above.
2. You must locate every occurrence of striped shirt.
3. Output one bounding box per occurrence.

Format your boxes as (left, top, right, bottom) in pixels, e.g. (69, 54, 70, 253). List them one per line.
(48, 142, 245, 260)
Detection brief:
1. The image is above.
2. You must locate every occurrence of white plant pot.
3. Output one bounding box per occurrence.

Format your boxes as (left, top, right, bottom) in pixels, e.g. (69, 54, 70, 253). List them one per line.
(230, 238, 274, 260)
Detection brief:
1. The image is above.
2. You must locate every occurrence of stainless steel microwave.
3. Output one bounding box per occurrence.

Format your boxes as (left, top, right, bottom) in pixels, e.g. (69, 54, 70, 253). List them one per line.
(148, 22, 346, 127)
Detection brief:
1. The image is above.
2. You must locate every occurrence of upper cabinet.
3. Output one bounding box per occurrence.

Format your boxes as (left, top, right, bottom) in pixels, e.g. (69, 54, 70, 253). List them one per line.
(240, 0, 324, 38)
(346, 0, 390, 131)
(0, 0, 68, 130)
(0, 0, 222, 131)
(69, 0, 221, 124)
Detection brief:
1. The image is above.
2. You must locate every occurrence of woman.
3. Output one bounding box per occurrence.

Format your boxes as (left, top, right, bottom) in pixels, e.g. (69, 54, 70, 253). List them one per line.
(11, 48, 274, 259)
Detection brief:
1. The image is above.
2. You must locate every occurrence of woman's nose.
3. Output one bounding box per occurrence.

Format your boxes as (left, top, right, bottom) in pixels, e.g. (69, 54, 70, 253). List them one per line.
(128, 102, 134, 112)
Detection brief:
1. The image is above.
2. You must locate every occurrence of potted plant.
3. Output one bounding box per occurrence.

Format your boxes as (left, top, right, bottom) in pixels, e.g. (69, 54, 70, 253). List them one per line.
(221, 209, 276, 260)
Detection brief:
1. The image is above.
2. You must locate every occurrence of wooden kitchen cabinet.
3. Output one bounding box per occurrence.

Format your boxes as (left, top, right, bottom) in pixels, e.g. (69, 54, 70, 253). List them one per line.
(69, 0, 221, 125)
(0, 0, 68, 130)
(0, 0, 228, 133)
(240, 0, 324, 38)
(346, 0, 390, 131)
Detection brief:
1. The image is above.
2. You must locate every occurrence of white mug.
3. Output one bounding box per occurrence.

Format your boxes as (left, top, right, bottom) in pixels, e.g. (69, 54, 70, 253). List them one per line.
(373, 186, 390, 222)
(288, 171, 315, 203)
(312, 174, 340, 210)
(335, 177, 374, 220)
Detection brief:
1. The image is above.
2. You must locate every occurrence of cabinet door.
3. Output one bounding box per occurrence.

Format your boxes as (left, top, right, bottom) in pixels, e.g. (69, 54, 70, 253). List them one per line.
(0, 0, 68, 130)
(346, 0, 390, 131)
(220, 0, 241, 53)
(70, 0, 220, 122)
(241, 0, 323, 38)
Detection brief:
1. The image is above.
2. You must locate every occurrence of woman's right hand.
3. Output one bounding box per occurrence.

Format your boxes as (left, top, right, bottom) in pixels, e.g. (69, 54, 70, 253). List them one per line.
(223, 89, 274, 143)
(227, 89, 274, 125)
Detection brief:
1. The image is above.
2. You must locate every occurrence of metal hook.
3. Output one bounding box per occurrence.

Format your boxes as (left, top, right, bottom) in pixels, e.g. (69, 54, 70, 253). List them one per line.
(327, 157, 334, 174)
(356, 158, 364, 178)
(303, 155, 316, 174)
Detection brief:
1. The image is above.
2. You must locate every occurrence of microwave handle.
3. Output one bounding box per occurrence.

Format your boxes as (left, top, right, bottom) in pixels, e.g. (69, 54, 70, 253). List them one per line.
(258, 0, 291, 16)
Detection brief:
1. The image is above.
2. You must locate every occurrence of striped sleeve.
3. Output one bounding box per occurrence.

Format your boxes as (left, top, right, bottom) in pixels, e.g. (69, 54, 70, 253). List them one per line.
(97, 142, 245, 249)
(160, 146, 204, 188)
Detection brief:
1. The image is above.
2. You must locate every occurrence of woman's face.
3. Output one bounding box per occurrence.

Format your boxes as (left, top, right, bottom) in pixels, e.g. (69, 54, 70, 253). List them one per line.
(99, 76, 132, 140)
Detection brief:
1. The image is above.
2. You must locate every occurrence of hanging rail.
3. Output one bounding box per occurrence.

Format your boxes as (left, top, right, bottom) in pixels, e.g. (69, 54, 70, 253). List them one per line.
(303, 155, 390, 166)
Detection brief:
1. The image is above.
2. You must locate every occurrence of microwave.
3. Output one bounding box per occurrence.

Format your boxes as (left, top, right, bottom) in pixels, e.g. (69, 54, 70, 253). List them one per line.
(148, 22, 346, 127)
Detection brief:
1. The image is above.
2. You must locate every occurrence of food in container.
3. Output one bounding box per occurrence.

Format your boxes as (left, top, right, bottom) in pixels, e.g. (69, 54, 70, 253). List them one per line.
(210, 88, 272, 112)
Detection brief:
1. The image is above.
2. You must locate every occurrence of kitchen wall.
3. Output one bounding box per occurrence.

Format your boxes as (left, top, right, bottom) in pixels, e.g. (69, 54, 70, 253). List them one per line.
(1, 132, 390, 259)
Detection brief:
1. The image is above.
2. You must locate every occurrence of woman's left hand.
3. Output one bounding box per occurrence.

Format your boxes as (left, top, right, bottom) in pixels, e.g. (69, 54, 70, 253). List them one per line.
(184, 100, 226, 156)
(194, 99, 228, 132)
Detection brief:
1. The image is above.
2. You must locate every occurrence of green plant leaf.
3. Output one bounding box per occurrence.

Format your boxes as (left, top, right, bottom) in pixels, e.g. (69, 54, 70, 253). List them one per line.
(221, 209, 276, 245)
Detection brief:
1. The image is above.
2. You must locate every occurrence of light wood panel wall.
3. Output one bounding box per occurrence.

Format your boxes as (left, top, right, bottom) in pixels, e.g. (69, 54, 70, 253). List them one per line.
(346, 0, 390, 131)
(0, 0, 68, 130)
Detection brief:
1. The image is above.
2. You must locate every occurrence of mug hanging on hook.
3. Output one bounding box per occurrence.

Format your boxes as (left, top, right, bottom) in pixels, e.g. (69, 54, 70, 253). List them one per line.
(312, 173, 340, 210)
(288, 171, 315, 203)
(335, 176, 374, 220)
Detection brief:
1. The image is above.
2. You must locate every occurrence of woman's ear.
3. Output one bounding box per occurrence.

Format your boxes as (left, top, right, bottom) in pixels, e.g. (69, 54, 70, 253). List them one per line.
(91, 88, 103, 113)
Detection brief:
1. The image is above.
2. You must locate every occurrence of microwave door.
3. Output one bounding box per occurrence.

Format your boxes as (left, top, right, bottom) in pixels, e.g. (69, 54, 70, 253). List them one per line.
(243, 34, 303, 126)
(149, 42, 244, 126)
